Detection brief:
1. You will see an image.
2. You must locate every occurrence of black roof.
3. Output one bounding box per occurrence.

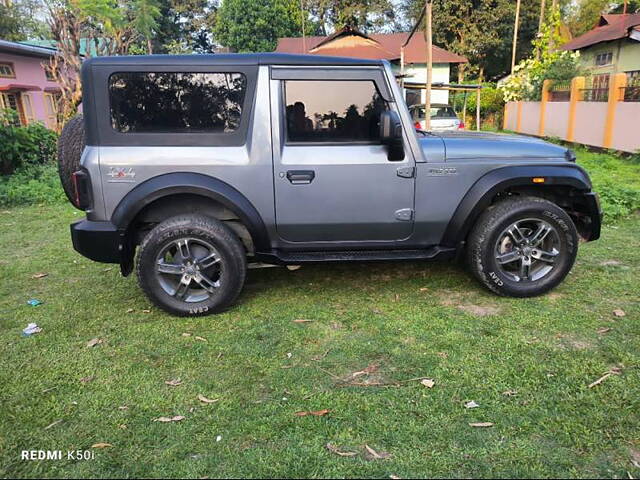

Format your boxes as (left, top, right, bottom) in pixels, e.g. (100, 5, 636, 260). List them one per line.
(83, 52, 385, 67)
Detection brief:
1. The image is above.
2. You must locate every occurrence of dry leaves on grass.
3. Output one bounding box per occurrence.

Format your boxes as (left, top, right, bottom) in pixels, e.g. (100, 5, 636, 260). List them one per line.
(44, 419, 63, 430)
(154, 415, 185, 423)
(126, 308, 134, 313)
(293, 319, 314, 323)
(325, 443, 357, 457)
(86, 338, 103, 348)
(351, 363, 379, 378)
(421, 378, 435, 388)
(464, 401, 479, 409)
(79, 376, 94, 383)
(295, 409, 330, 417)
(469, 422, 494, 428)
(502, 390, 518, 397)
(195, 336, 207, 342)
(588, 367, 622, 388)
(91, 443, 112, 449)
(613, 309, 626, 318)
(165, 379, 182, 387)
(597, 327, 612, 334)
(197, 394, 219, 404)
(364, 444, 392, 460)
(31, 272, 48, 279)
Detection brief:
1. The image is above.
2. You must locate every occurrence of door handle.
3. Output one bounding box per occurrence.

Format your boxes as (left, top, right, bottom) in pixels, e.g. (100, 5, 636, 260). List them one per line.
(286, 170, 315, 184)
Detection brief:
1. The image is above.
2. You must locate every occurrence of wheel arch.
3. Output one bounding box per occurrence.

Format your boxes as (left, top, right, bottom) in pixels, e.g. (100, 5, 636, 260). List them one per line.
(111, 172, 270, 252)
(441, 164, 600, 247)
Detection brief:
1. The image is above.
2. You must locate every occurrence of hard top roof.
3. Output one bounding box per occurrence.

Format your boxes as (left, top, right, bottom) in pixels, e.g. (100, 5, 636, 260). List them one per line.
(84, 52, 385, 68)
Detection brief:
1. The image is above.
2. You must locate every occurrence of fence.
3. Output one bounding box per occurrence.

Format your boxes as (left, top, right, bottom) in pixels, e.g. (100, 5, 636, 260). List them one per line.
(503, 73, 640, 153)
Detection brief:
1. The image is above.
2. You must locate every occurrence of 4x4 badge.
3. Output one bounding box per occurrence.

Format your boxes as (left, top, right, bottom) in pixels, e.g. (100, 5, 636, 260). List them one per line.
(107, 167, 136, 182)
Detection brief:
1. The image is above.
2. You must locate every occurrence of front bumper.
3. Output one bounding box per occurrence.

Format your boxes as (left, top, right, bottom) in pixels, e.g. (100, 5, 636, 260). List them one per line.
(70, 219, 123, 263)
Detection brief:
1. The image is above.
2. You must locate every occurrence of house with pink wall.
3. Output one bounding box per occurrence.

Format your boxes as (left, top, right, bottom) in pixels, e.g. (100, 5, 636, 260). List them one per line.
(0, 39, 62, 129)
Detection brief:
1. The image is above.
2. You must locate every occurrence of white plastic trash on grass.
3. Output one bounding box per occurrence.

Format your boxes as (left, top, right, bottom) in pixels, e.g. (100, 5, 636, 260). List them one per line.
(22, 323, 42, 336)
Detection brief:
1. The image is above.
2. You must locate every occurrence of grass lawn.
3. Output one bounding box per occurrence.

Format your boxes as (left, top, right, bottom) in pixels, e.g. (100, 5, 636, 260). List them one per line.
(1, 146, 640, 478)
(0, 204, 638, 479)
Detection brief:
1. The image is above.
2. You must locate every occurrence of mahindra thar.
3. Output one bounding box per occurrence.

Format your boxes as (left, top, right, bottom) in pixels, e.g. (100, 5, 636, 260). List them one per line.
(60, 53, 602, 316)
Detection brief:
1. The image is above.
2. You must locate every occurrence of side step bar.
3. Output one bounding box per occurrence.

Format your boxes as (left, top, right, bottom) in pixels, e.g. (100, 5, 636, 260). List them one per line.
(256, 247, 456, 264)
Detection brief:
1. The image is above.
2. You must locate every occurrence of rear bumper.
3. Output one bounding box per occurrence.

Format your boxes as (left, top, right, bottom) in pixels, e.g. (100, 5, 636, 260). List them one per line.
(70, 219, 122, 263)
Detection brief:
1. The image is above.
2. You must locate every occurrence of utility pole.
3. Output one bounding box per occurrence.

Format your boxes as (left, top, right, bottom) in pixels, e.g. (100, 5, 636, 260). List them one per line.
(538, 0, 546, 34)
(300, 0, 306, 52)
(511, 0, 521, 75)
(424, 0, 433, 131)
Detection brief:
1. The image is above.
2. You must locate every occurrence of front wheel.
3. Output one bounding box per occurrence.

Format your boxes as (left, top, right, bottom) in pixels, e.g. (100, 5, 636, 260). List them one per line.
(467, 196, 578, 297)
(136, 215, 247, 316)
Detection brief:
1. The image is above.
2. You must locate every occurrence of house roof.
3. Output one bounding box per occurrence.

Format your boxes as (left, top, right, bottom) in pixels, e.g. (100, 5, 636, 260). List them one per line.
(276, 27, 468, 64)
(562, 13, 640, 50)
(0, 39, 57, 58)
(20, 39, 94, 57)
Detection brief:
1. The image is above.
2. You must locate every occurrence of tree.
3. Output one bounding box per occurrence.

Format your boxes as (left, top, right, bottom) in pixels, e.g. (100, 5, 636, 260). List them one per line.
(0, 0, 51, 41)
(153, 0, 219, 54)
(402, 0, 552, 81)
(305, 0, 399, 35)
(45, 0, 162, 128)
(213, 0, 309, 52)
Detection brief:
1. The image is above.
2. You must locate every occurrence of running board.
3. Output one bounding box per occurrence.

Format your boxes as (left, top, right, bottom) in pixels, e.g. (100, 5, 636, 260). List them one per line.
(257, 247, 456, 264)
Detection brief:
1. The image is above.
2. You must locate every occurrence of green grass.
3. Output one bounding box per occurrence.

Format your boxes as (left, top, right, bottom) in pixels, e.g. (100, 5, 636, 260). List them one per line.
(1, 203, 639, 478)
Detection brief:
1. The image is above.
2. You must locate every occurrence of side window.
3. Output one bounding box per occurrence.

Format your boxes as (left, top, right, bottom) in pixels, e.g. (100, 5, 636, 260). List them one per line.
(109, 72, 247, 133)
(284, 80, 387, 143)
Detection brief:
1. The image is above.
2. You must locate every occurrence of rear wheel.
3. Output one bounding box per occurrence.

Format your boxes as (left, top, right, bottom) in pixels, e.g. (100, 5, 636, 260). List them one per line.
(467, 196, 578, 297)
(136, 215, 247, 316)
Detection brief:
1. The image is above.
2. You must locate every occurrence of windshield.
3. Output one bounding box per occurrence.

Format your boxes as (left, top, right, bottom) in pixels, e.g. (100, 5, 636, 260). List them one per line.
(411, 106, 458, 119)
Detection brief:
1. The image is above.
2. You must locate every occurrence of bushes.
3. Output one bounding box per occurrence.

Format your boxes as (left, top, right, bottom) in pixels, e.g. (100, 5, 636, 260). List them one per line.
(575, 147, 640, 222)
(451, 84, 504, 129)
(0, 109, 58, 175)
(0, 110, 64, 206)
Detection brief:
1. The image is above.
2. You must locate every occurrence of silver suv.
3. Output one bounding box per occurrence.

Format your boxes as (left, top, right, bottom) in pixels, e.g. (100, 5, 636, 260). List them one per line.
(61, 53, 601, 316)
(409, 104, 463, 131)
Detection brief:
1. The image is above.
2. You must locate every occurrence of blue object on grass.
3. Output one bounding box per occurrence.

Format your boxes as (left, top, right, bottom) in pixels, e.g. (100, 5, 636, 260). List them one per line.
(27, 299, 43, 306)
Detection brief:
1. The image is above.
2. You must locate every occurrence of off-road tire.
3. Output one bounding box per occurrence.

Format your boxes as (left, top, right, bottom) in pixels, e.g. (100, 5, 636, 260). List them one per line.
(57, 114, 85, 209)
(136, 215, 247, 316)
(467, 196, 578, 297)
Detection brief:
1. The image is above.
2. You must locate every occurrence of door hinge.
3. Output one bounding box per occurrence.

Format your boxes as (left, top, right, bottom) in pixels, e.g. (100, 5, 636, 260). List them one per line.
(395, 208, 414, 221)
(396, 166, 415, 178)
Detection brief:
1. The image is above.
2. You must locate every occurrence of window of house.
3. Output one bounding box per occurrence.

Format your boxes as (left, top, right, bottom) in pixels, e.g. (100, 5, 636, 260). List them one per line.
(108, 72, 247, 134)
(595, 52, 613, 66)
(283, 80, 387, 143)
(0, 62, 16, 78)
(627, 70, 640, 86)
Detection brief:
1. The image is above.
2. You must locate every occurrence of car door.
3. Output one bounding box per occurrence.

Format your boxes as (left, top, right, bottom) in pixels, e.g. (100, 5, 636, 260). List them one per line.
(270, 68, 416, 244)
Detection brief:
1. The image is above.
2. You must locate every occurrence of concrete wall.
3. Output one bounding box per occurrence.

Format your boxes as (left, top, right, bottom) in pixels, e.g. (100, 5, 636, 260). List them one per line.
(520, 102, 541, 136)
(544, 102, 570, 139)
(505, 99, 640, 153)
(573, 102, 608, 148)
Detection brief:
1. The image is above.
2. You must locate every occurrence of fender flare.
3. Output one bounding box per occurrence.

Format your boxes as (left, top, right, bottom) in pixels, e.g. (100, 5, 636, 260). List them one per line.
(111, 172, 270, 251)
(441, 164, 593, 247)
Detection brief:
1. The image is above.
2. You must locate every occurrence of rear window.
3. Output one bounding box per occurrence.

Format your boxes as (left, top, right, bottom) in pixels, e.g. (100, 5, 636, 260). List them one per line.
(109, 72, 247, 133)
(412, 106, 458, 119)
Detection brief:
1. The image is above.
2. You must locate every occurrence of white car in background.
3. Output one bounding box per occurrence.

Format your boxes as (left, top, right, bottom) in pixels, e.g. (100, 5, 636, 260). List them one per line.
(409, 104, 464, 131)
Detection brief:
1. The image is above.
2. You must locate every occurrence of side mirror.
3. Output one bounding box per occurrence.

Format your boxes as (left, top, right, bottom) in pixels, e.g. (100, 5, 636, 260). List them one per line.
(379, 110, 405, 161)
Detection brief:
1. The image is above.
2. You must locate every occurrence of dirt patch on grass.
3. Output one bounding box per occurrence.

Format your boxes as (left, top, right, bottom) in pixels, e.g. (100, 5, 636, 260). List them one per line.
(438, 290, 501, 317)
(556, 334, 594, 350)
(599, 260, 623, 266)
